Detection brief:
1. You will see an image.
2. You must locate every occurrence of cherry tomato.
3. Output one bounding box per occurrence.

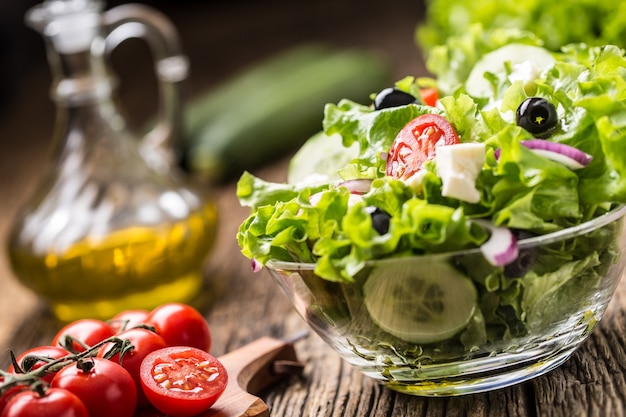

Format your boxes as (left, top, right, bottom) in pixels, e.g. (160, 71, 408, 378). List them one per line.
(97, 328, 167, 407)
(145, 303, 211, 352)
(419, 87, 439, 107)
(1, 388, 88, 417)
(51, 358, 137, 417)
(386, 113, 460, 180)
(0, 377, 26, 414)
(8, 346, 70, 383)
(52, 319, 116, 352)
(109, 309, 150, 333)
(140, 346, 228, 417)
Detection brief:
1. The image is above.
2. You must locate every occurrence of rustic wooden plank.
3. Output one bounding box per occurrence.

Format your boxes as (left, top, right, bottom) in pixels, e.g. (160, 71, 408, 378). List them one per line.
(263, 337, 536, 417)
(529, 296, 626, 417)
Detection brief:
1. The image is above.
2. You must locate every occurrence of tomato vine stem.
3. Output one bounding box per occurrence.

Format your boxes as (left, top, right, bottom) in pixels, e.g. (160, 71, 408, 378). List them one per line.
(0, 336, 134, 395)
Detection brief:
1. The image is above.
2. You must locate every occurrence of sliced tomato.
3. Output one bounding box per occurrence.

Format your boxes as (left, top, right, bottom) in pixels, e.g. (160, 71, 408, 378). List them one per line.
(140, 346, 228, 417)
(132, 405, 169, 417)
(419, 87, 439, 107)
(386, 113, 460, 180)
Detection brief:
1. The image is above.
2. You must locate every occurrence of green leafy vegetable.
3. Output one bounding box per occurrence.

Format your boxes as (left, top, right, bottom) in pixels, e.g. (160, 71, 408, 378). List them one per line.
(236, 28, 626, 349)
(239, 34, 626, 275)
(416, 1, 626, 53)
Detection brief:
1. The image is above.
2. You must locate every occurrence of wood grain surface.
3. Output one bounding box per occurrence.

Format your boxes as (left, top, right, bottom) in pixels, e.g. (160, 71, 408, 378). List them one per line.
(1, 1, 625, 416)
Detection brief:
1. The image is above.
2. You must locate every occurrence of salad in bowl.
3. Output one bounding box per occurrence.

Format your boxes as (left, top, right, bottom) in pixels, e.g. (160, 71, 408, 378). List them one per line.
(236, 29, 626, 395)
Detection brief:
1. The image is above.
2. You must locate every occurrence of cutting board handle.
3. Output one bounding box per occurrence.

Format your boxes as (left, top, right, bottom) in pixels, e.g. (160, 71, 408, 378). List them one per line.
(203, 336, 304, 417)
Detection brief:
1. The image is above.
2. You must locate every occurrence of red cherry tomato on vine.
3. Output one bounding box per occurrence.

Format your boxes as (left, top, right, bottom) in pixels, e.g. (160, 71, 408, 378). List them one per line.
(386, 113, 460, 180)
(140, 346, 228, 417)
(51, 358, 137, 417)
(1, 388, 89, 417)
(8, 346, 70, 383)
(97, 328, 167, 407)
(145, 303, 211, 352)
(109, 309, 150, 333)
(0, 377, 26, 414)
(52, 319, 116, 352)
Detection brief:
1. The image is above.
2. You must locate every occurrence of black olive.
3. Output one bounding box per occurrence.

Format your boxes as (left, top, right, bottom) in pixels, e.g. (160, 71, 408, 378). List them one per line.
(516, 97, 559, 138)
(374, 87, 417, 110)
(503, 230, 538, 278)
(366, 206, 392, 234)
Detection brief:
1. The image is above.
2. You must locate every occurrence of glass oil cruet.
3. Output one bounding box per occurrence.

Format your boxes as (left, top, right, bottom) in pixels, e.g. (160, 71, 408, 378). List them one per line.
(6, 0, 218, 322)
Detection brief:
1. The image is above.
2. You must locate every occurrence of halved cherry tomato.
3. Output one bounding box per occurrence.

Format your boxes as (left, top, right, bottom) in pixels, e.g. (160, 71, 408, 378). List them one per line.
(97, 328, 167, 407)
(51, 358, 137, 417)
(386, 113, 460, 180)
(52, 319, 116, 352)
(133, 405, 169, 417)
(109, 309, 150, 333)
(145, 303, 211, 352)
(419, 87, 439, 107)
(8, 346, 70, 383)
(1, 388, 89, 417)
(140, 346, 228, 417)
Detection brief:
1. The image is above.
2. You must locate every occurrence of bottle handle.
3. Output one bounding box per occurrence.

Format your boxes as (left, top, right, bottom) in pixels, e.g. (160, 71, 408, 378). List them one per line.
(102, 4, 189, 170)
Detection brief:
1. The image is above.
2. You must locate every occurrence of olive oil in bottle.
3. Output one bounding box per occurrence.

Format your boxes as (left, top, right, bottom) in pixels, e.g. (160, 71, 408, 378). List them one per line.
(8, 0, 218, 322)
(8, 203, 217, 322)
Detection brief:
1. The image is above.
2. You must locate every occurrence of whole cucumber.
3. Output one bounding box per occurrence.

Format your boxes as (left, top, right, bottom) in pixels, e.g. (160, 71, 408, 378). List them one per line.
(180, 44, 391, 183)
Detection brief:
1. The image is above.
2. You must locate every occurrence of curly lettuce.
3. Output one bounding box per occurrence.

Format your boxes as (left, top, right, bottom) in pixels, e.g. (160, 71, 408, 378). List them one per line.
(416, 0, 626, 53)
(238, 35, 626, 284)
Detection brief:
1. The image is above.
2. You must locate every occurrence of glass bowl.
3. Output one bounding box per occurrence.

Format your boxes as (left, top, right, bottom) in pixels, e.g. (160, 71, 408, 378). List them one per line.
(265, 204, 626, 396)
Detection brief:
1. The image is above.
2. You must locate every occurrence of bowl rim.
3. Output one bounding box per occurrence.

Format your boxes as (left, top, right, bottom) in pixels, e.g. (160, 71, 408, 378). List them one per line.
(266, 203, 626, 270)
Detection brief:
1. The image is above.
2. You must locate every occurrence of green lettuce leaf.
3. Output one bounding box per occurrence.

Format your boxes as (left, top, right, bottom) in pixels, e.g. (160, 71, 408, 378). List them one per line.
(238, 37, 626, 278)
(416, 0, 626, 52)
(236, 29, 626, 351)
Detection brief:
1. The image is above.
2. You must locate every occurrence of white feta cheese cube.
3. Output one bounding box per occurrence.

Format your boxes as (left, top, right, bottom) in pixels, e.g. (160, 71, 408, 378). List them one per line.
(436, 143, 486, 203)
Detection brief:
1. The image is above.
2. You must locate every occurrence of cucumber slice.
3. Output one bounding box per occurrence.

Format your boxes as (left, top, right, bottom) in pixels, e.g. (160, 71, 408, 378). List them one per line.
(287, 131, 359, 185)
(465, 44, 555, 98)
(363, 259, 477, 344)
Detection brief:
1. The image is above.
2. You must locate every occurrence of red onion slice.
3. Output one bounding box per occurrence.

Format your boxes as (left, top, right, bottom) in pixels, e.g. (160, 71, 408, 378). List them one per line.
(309, 178, 372, 208)
(309, 191, 324, 206)
(251, 258, 262, 273)
(473, 219, 519, 267)
(337, 179, 373, 194)
(494, 140, 592, 170)
(347, 193, 365, 206)
(309, 190, 364, 207)
(521, 140, 592, 169)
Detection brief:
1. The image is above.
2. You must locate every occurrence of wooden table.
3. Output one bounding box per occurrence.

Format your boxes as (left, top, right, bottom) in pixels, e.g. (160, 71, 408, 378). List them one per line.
(1, 1, 626, 416)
